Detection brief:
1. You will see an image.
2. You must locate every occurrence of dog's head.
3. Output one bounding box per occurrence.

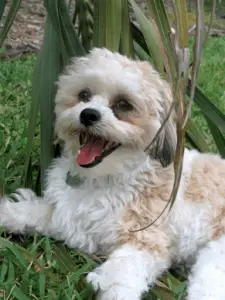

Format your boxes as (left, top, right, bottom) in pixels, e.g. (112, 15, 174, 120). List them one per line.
(55, 48, 177, 176)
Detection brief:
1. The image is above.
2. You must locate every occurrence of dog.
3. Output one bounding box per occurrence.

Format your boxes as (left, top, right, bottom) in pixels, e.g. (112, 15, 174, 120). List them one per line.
(1, 48, 225, 300)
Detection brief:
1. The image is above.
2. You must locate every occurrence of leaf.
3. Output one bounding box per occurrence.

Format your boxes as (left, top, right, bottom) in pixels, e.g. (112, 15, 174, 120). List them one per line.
(11, 286, 30, 300)
(186, 119, 210, 152)
(146, 0, 176, 79)
(25, 0, 86, 190)
(187, 82, 225, 132)
(131, 22, 150, 56)
(0, 257, 8, 283)
(0, 0, 6, 23)
(119, 0, 134, 58)
(0, 238, 29, 270)
(52, 243, 77, 274)
(44, 0, 85, 59)
(30, 17, 61, 191)
(205, 117, 225, 158)
(129, 0, 164, 73)
(0, 0, 22, 47)
(39, 257, 46, 297)
(93, 0, 122, 51)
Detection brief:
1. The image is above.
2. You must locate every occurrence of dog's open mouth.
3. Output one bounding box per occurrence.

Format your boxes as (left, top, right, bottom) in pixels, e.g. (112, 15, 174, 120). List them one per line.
(76, 132, 120, 168)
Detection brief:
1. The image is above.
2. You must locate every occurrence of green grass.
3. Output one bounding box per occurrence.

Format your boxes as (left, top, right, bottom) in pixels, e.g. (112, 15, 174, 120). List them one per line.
(0, 36, 225, 299)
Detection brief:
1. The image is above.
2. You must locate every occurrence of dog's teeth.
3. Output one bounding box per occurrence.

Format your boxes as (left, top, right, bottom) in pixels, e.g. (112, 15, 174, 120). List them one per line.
(104, 142, 113, 151)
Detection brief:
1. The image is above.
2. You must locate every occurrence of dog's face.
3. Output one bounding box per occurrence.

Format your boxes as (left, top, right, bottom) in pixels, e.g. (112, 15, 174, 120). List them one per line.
(55, 48, 176, 176)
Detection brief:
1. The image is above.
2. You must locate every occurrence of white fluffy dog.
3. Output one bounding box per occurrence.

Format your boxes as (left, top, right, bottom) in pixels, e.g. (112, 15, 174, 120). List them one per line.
(1, 48, 225, 300)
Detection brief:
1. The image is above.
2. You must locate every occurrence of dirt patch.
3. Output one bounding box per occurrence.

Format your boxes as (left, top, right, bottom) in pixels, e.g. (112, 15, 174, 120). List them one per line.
(1, 0, 45, 56)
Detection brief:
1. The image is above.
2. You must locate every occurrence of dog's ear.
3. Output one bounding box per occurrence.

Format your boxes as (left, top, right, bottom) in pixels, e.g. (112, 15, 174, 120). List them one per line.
(149, 108, 177, 168)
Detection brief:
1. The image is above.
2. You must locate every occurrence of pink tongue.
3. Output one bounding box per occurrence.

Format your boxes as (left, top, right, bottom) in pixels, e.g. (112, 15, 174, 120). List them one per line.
(76, 138, 105, 165)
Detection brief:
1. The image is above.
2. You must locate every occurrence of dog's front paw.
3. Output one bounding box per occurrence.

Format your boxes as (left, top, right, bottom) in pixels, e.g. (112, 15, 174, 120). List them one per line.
(11, 188, 38, 202)
(87, 269, 140, 300)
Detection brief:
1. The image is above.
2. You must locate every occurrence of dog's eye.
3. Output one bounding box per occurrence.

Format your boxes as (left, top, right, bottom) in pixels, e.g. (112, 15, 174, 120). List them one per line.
(115, 99, 133, 112)
(78, 89, 91, 102)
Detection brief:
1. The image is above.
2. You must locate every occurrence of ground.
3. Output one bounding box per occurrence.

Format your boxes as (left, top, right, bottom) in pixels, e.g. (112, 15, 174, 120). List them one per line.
(1, 2, 225, 300)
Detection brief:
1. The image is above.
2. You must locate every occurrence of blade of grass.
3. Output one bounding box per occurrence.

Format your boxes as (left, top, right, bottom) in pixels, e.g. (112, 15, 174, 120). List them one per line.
(31, 17, 61, 191)
(187, 82, 225, 131)
(129, 0, 164, 73)
(0, 0, 22, 47)
(0, 238, 29, 270)
(205, 117, 225, 157)
(44, 0, 85, 59)
(131, 22, 150, 56)
(0, 257, 8, 283)
(52, 243, 77, 274)
(11, 286, 30, 300)
(119, 0, 134, 58)
(93, 0, 122, 51)
(186, 119, 211, 152)
(0, 0, 6, 22)
(183, 0, 204, 127)
(146, 0, 177, 80)
(39, 256, 46, 298)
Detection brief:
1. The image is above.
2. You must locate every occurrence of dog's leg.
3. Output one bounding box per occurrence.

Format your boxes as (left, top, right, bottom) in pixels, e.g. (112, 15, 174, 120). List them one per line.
(187, 235, 225, 300)
(0, 189, 53, 235)
(87, 244, 170, 300)
(0, 155, 71, 237)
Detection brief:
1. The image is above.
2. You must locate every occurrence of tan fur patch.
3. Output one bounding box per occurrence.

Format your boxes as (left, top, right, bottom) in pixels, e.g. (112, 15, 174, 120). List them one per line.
(185, 154, 225, 240)
(117, 164, 174, 259)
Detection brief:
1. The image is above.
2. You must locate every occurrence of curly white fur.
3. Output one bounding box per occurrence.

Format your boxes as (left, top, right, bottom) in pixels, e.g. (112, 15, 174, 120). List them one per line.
(1, 48, 225, 299)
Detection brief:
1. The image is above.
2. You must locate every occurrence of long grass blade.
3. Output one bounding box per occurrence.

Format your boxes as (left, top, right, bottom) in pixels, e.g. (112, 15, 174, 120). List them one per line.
(205, 117, 225, 157)
(187, 82, 225, 131)
(93, 0, 122, 51)
(129, 0, 164, 73)
(0, 0, 22, 47)
(146, 0, 177, 80)
(119, 0, 134, 58)
(0, 0, 6, 23)
(31, 18, 61, 191)
(183, 0, 205, 127)
(186, 119, 210, 152)
(0, 238, 29, 269)
(131, 22, 150, 56)
(44, 0, 85, 59)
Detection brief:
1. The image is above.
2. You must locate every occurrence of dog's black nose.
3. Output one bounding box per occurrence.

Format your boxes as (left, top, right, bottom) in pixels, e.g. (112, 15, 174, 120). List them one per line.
(80, 108, 101, 127)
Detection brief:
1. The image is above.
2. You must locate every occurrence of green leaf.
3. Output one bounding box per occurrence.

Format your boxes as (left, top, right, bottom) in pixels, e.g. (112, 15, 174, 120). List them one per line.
(205, 117, 225, 158)
(0, 0, 22, 47)
(0, 238, 29, 270)
(119, 0, 134, 58)
(186, 119, 210, 152)
(30, 17, 61, 190)
(0, 257, 8, 283)
(129, 0, 164, 73)
(39, 257, 46, 297)
(11, 286, 30, 300)
(44, 0, 85, 59)
(187, 82, 225, 132)
(146, 0, 176, 78)
(52, 243, 77, 274)
(0, 0, 6, 22)
(93, 0, 122, 51)
(131, 22, 150, 56)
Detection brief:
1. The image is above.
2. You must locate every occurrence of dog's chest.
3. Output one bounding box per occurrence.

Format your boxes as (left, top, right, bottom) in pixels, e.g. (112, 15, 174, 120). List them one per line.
(52, 183, 132, 254)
